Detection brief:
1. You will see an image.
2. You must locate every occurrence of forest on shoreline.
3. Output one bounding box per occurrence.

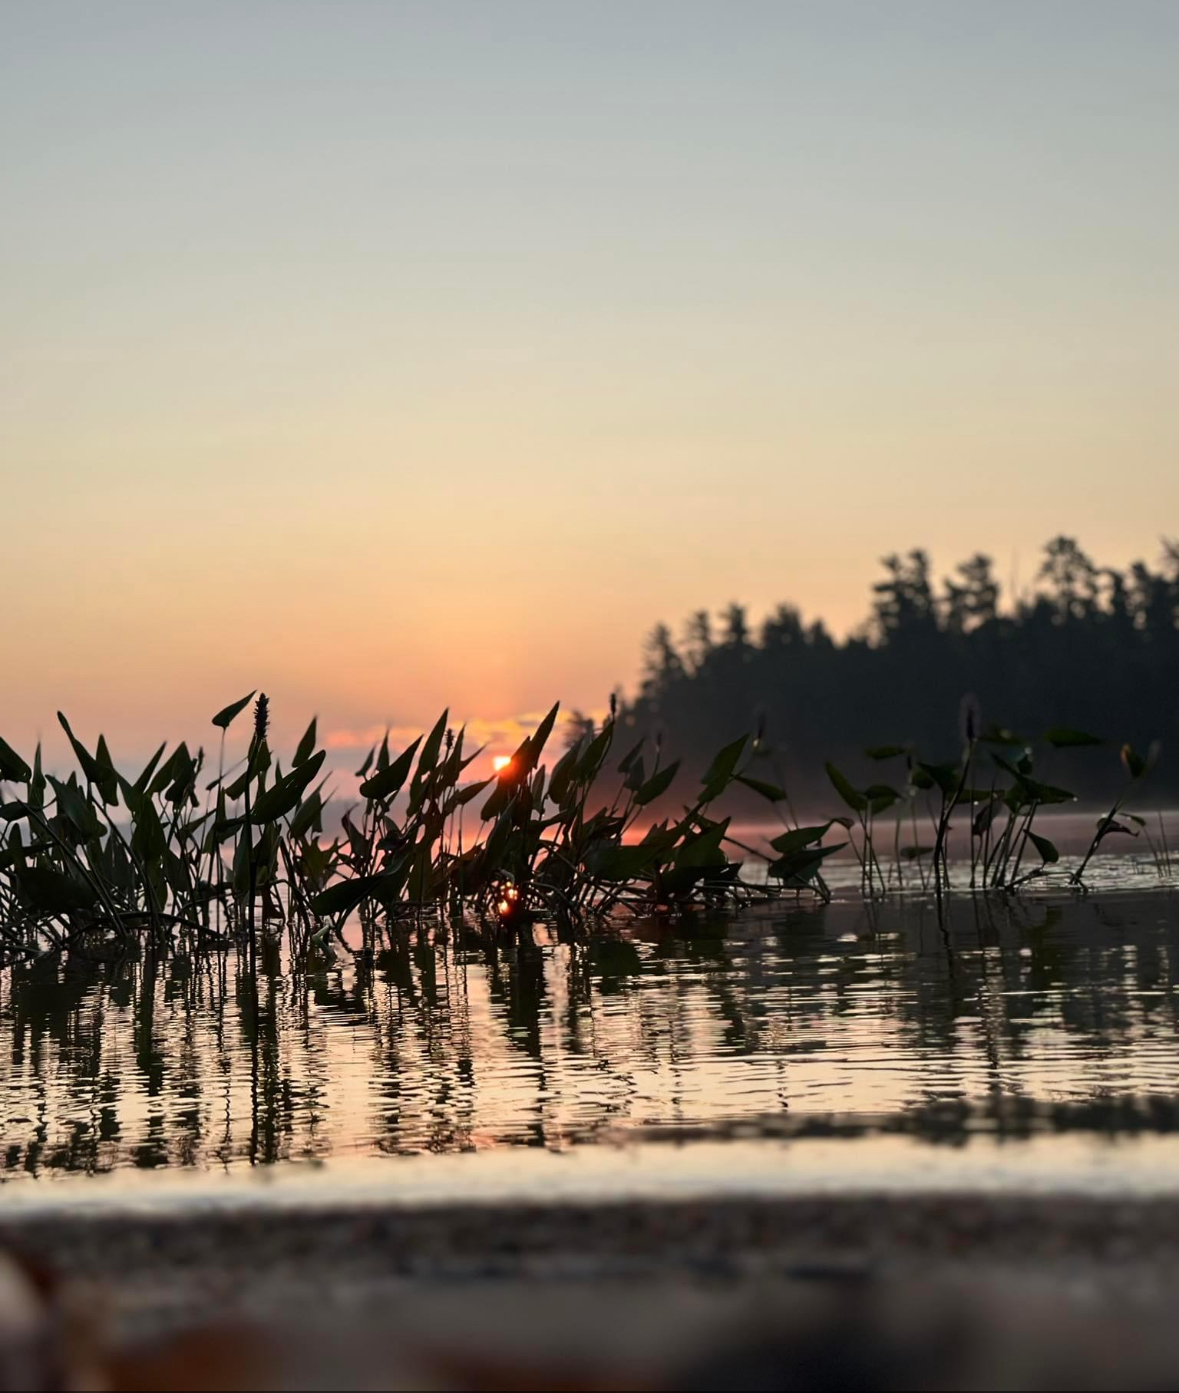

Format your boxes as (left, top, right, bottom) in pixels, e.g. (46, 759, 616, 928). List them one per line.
(610, 537, 1179, 807)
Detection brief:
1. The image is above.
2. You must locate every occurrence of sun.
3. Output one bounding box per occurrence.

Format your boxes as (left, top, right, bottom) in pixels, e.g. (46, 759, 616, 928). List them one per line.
(492, 755, 512, 773)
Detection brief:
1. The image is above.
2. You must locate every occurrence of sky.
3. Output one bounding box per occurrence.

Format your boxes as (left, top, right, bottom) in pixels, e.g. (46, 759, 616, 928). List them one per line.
(4, 1, 1178, 775)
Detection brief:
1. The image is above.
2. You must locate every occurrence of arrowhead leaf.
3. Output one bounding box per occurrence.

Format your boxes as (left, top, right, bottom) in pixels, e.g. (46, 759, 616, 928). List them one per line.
(212, 692, 256, 730)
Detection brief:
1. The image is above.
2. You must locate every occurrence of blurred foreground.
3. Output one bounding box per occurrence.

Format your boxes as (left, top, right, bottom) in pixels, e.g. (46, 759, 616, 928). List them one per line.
(6, 1195, 1179, 1390)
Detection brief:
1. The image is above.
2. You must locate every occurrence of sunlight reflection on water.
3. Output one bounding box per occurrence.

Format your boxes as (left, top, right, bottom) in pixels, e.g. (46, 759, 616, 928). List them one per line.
(3, 871, 1179, 1201)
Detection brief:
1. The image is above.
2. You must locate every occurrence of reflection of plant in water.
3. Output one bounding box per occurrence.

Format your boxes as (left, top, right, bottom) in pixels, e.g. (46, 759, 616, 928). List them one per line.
(4, 895, 1179, 1177)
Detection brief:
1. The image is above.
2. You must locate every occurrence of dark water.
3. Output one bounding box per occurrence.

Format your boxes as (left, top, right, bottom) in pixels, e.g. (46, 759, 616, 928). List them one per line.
(4, 883, 1179, 1191)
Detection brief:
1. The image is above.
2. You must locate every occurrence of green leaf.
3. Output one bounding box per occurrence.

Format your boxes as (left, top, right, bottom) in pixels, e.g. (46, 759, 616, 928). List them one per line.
(134, 742, 168, 796)
(310, 867, 407, 917)
(640, 822, 678, 855)
(288, 789, 324, 841)
(253, 751, 327, 823)
(212, 691, 256, 730)
(992, 754, 1027, 785)
(825, 762, 867, 814)
(616, 738, 645, 774)
(769, 822, 834, 855)
(17, 864, 98, 914)
(1028, 831, 1059, 864)
(309, 877, 366, 917)
(56, 713, 107, 794)
(624, 756, 647, 792)
(865, 745, 905, 761)
(916, 762, 960, 798)
(675, 818, 730, 870)
(1096, 817, 1138, 838)
(735, 774, 788, 802)
(131, 794, 167, 865)
(479, 781, 516, 823)
(701, 736, 747, 793)
(547, 745, 580, 805)
(635, 761, 680, 807)
(404, 847, 438, 904)
(48, 776, 104, 840)
(994, 754, 1075, 806)
(293, 718, 318, 767)
(28, 746, 45, 811)
(417, 710, 449, 777)
(864, 783, 900, 814)
(1044, 727, 1104, 749)
(163, 744, 196, 807)
(0, 736, 31, 784)
(584, 843, 660, 882)
(525, 701, 561, 771)
(360, 736, 422, 800)
(149, 744, 185, 797)
(585, 835, 660, 880)
(95, 733, 116, 780)
(442, 778, 494, 813)
(436, 728, 467, 788)
(577, 726, 613, 781)
(769, 843, 846, 883)
(0, 838, 50, 871)
(1032, 783, 1075, 806)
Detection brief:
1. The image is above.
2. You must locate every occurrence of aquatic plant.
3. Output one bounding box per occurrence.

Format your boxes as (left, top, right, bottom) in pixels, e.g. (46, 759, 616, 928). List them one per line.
(0, 700, 806, 962)
(821, 722, 1166, 896)
(0, 696, 1167, 963)
(1071, 740, 1161, 888)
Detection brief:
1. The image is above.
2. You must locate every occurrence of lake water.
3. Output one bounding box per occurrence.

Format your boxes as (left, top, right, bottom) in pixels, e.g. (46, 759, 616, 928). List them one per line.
(4, 853, 1179, 1209)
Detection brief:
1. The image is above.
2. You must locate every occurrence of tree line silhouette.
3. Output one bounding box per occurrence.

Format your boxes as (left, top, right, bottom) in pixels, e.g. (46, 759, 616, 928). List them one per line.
(611, 537, 1179, 807)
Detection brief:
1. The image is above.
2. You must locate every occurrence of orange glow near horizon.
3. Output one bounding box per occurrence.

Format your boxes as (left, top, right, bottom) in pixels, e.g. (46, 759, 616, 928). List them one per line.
(5, 5, 1179, 764)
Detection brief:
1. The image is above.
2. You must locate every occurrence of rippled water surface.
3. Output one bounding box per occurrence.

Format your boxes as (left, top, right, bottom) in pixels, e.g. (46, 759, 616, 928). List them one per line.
(4, 877, 1179, 1195)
